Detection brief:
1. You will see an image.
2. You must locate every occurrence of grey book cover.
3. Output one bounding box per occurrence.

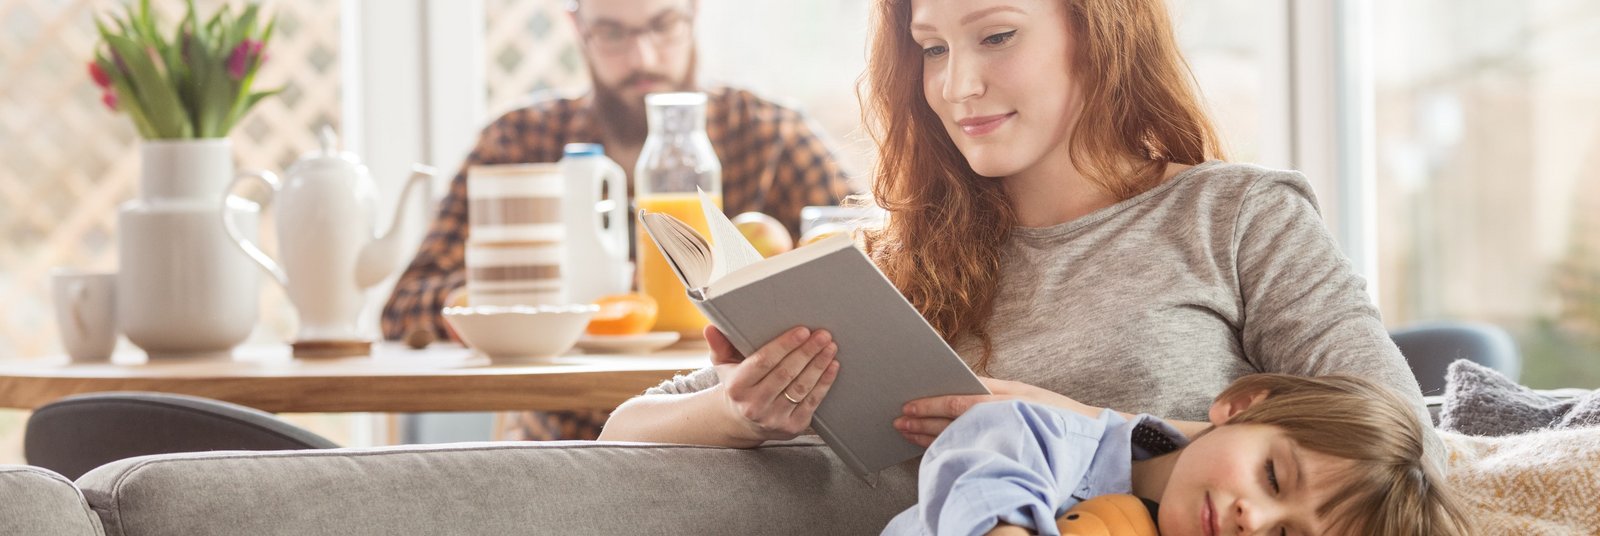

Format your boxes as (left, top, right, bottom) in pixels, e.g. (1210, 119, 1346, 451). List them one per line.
(690, 238, 990, 477)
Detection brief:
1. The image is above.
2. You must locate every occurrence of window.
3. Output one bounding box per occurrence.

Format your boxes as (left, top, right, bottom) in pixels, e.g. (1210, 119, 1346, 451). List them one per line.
(0, 0, 353, 462)
(0, 0, 344, 359)
(483, 0, 588, 114)
(1372, 0, 1600, 388)
(1170, 0, 1283, 165)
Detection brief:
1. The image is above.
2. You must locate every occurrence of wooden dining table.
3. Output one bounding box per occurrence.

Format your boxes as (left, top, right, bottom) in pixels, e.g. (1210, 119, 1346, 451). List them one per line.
(0, 342, 710, 414)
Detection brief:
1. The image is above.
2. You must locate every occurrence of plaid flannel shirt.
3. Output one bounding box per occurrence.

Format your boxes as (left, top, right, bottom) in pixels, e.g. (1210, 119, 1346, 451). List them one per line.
(380, 87, 855, 440)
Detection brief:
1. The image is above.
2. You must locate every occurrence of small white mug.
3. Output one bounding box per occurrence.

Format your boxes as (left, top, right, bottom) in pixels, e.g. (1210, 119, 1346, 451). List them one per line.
(51, 269, 118, 362)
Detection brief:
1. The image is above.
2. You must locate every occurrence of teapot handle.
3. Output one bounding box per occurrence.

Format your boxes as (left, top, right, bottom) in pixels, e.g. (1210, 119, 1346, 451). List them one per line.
(595, 157, 630, 265)
(221, 170, 289, 291)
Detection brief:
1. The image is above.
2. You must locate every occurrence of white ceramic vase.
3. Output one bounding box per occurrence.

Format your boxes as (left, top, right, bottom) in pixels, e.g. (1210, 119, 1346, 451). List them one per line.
(118, 139, 259, 358)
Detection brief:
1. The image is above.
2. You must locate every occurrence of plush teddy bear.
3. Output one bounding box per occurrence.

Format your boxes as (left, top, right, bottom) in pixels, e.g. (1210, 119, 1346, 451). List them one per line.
(1056, 494, 1159, 536)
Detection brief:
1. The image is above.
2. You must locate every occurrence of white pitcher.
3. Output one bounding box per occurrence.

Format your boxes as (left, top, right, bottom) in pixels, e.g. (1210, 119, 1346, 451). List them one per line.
(558, 143, 632, 304)
(222, 127, 434, 343)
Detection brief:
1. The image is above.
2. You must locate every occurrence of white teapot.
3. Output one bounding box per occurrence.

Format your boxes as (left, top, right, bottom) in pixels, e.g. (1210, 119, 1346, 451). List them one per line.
(222, 127, 434, 343)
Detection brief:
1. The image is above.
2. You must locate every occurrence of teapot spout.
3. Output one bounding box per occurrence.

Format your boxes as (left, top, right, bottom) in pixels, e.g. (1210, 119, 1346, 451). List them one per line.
(355, 165, 437, 289)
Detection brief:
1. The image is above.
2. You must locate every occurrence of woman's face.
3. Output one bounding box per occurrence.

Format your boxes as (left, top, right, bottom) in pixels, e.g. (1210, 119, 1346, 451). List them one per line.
(909, 0, 1082, 178)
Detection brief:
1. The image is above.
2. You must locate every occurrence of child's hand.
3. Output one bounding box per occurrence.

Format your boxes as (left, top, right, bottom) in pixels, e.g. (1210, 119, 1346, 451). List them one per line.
(706, 325, 840, 443)
(894, 378, 1101, 447)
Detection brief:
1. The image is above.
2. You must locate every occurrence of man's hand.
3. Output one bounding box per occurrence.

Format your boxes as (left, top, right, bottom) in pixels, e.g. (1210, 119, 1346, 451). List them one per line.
(893, 377, 1101, 447)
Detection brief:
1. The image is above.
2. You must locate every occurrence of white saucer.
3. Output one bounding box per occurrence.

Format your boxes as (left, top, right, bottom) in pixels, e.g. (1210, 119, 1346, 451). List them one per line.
(575, 332, 682, 354)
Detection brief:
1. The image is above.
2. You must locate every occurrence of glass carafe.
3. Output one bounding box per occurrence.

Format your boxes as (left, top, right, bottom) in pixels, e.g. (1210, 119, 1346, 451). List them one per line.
(635, 92, 722, 338)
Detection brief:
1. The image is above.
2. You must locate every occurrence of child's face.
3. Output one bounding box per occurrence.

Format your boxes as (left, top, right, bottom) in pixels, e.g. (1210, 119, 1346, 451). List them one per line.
(1156, 423, 1352, 536)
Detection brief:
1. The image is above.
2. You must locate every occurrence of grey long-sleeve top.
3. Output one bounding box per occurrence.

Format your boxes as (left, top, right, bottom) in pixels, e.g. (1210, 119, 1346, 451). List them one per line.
(646, 161, 1436, 461)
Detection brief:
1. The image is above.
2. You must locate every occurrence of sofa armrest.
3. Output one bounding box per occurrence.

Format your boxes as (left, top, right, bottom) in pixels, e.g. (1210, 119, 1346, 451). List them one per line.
(78, 438, 917, 536)
(0, 465, 106, 535)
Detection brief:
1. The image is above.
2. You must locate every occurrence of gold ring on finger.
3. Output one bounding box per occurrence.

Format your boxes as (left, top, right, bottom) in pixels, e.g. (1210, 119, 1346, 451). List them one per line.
(783, 390, 804, 404)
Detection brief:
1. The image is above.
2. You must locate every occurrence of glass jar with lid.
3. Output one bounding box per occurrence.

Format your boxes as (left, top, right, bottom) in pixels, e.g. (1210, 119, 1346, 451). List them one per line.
(634, 92, 722, 338)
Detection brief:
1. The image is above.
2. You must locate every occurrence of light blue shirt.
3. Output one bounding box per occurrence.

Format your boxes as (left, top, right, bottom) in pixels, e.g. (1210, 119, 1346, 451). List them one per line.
(882, 401, 1188, 536)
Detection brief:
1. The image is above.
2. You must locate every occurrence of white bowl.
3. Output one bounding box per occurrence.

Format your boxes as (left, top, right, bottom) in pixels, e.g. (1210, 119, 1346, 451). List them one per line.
(442, 304, 598, 360)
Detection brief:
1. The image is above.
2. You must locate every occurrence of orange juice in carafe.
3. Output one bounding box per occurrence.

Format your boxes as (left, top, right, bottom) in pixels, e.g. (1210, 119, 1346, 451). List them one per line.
(634, 92, 721, 338)
(636, 193, 720, 336)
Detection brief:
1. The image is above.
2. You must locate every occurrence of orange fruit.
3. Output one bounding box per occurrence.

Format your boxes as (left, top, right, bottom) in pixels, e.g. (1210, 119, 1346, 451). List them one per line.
(585, 293, 659, 336)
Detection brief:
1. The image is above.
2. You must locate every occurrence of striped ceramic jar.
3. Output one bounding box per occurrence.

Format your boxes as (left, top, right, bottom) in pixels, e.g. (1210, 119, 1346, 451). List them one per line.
(466, 163, 566, 306)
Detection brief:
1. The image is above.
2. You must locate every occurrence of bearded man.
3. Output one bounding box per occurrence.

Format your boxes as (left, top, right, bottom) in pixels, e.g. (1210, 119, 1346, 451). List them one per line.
(382, 0, 854, 440)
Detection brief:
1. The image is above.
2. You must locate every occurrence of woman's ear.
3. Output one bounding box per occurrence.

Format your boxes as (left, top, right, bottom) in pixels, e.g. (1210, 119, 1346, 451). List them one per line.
(1207, 389, 1269, 426)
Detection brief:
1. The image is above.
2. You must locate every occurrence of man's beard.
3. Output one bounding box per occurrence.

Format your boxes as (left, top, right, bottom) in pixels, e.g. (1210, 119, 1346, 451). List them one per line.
(590, 50, 698, 146)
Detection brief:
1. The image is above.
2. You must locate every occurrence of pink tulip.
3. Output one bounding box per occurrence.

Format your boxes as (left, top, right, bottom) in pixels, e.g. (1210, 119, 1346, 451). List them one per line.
(111, 51, 128, 77)
(227, 39, 264, 80)
(101, 90, 118, 111)
(88, 61, 112, 88)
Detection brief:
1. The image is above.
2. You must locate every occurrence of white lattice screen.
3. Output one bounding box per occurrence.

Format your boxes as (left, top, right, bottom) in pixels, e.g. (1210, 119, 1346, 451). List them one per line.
(0, 0, 342, 360)
(483, 0, 589, 116)
(0, 0, 349, 462)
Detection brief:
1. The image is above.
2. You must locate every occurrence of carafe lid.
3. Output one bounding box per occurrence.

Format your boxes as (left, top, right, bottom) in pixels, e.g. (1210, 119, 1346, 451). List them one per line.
(644, 92, 707, 107)
(644, 92, 708, 134)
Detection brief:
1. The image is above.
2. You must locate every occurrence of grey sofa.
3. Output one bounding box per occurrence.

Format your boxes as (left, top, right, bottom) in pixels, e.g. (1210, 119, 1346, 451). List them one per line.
(3, 437, 918, 536)
(0, 465, 105, 535)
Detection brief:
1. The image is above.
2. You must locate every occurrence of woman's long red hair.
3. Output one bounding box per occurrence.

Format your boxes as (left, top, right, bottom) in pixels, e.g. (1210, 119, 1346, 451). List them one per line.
(858, 0, 1223, 373)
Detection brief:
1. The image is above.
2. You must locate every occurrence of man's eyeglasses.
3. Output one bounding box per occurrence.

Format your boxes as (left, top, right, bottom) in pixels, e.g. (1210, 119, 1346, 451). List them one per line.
(579, 10, 693, 55)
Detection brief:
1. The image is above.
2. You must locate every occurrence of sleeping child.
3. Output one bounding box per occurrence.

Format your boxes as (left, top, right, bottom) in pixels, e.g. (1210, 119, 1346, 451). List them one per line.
(882, 373, 1472, 536)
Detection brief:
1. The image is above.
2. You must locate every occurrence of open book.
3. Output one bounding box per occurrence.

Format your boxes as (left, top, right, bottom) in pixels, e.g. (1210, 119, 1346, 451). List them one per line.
(638, 190, 989, 477)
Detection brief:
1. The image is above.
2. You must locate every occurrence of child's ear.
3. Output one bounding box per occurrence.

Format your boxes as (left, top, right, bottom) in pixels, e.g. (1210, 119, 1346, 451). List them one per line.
(1208, 389, 1270, 425)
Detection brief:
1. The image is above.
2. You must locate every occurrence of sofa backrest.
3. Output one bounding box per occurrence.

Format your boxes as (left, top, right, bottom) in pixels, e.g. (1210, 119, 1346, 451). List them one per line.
(0, 464, 106, 535)
(76, 438, 918, 536)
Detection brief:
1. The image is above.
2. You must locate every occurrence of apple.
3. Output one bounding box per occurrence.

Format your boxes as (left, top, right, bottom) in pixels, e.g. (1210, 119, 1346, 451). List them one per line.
(732, 212, 794, 257)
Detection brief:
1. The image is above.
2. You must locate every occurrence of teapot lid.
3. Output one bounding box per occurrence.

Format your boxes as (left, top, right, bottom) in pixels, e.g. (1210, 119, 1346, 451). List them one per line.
(289, 126, 364, 174)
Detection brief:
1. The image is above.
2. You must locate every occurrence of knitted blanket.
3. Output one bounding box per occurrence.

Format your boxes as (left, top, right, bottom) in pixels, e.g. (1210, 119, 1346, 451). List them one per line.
(1442, 428, 1600, 535)
(1440, 360, 1600, 436)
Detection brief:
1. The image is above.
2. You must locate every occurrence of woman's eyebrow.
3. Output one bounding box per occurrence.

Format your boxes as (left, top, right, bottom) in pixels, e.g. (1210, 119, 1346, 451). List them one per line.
(959, 5, 1026, 26)
(911, 5, 1027, 33)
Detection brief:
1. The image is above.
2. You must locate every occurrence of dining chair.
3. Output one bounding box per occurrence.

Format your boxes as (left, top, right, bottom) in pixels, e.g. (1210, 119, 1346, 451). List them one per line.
(1391, 321, 1521, 397)
(24, 391, 338, 480)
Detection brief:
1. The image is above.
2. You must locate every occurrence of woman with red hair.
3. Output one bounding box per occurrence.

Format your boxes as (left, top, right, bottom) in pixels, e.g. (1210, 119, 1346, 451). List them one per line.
(601, 0, 1433, 463)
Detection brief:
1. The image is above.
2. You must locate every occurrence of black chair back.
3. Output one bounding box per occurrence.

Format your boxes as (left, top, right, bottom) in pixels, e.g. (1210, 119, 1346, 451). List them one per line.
(25, 391, 338, 479)
(1391, 322, 1521, 396)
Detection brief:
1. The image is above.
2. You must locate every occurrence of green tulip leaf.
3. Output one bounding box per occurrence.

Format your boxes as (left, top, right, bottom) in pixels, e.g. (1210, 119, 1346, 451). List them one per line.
(93, 0, 277, 140)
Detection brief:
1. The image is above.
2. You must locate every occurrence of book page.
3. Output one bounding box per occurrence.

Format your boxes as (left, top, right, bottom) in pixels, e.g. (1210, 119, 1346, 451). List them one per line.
(700, 187, 766, 284)
(708, 233, 852, 298)
(638, 211, 713, 289)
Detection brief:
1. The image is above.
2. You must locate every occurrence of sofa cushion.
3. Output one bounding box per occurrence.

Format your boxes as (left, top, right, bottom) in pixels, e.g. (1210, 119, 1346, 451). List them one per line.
(77, 438, 916, 536)
(0, 464, 106, 535)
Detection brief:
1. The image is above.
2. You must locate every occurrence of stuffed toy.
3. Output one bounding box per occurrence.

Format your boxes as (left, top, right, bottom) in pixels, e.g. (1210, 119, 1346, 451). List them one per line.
(1056, 494, 1159, 536)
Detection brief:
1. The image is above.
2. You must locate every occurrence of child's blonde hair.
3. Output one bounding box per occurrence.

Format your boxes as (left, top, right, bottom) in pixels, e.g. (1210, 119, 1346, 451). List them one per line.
(1214, 374, 1472, 536)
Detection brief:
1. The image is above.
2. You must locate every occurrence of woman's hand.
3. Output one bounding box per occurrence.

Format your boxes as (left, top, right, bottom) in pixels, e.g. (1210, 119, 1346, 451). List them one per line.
(706, 324, 840, 444)
(894, 377, 1100, 447)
